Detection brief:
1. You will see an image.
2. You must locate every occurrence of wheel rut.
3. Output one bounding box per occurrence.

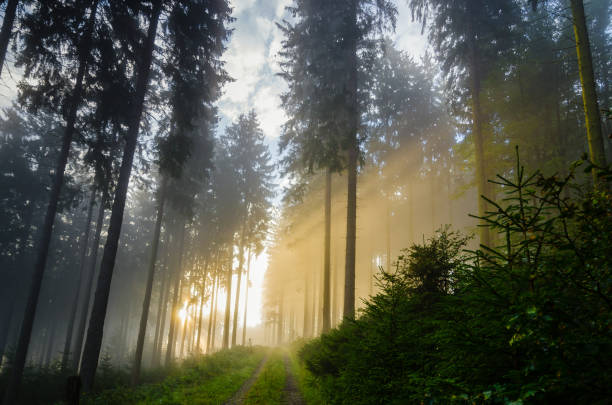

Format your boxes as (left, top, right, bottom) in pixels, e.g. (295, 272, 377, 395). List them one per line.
(224, 354, 269, 405)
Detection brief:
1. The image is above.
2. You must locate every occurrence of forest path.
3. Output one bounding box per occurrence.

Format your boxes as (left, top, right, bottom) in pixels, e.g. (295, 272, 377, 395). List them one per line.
(224, 353, 269, 405)
(281, 353, 306, 405)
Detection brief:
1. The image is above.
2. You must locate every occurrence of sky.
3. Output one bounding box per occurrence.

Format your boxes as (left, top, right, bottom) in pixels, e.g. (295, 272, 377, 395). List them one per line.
(219, 0, 429, 327)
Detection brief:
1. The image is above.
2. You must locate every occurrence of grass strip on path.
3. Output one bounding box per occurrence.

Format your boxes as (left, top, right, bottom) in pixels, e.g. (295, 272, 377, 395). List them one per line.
(242, 350, 286, 405)
(82, 346, 265, 405)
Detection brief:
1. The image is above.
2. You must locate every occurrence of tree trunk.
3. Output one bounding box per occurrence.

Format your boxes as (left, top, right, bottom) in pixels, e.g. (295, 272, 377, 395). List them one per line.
(322, 169, 332, 333)
(303, 271, 310, 337)
(241, 249, 251, 346)
(222, 249, 233, 349)
(73, 193, 105, 372)
(570, 0, 607, 182)
(206, 270, 217, 353)
(210, 269, 220, 351)
(80, 1, 161, 391)
(195, 262, 208, 352)
(343, 0, 358, 320)
(62, 188, 96, 371)
(467, 12, 491, 248)
(151, 242, 169, 367)
(0, 0, 18, 77)
(165, 221, 186, 366)
(276, 294, 284, 345)
(3, 2, 99, 402)
(131, 183, 166, 385)
(231, 225, 247, 347)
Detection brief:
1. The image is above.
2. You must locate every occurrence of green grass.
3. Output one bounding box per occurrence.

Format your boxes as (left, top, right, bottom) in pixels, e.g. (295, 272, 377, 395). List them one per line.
(243, 350, 286, 405)
(288, 342, 326, 405)
(82, 346, 265, 405)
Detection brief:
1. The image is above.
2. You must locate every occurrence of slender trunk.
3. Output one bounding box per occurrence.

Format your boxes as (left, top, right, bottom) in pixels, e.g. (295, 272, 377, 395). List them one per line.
(179, 296, 188, 358)
(231, 225, 247, 347)
(131, 183, 166, 385)
(303, 271, 310, 337)
(165, 221, 186, 366)
(430, 173, 436, 231)
(0, 0, 18, 77)
(210, 270, 220, 351)
(322, 169, 332, 333)
(206, 271, 217, 353)
(467, 13, 491, 247)
(331, 249, 338, 328)
(385, 201, 391, 271)
(80, 1, 161, 391)
(241, 249, 251, 345)
(3, 3, 99, 401)
(73, 193, 105, 372)
(276, 294, 284, 345)
(343, 0, 358, 320)
(222, 251, 233, 349)
(62, 188, 96, 371)
(151, 243, 169, 367)
(570, 0, 607, 182)
(44, 321, 57, 367)
(195, 262, 207, 352)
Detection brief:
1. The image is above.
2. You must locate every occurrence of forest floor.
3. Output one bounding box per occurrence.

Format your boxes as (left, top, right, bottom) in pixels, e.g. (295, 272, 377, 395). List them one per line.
(77, 346, 310, 405)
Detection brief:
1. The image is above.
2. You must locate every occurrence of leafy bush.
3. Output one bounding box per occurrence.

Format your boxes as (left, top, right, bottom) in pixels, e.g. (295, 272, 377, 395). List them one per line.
(300, 155, 612, 404)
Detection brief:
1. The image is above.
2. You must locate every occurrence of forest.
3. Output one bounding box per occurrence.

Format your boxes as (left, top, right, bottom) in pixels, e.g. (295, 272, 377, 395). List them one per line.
(0, 0, 610, 404)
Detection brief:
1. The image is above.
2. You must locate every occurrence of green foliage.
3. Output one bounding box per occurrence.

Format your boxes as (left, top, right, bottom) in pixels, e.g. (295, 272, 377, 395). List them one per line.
(300, 156, 612, 404)
(82, 346, 264, 405)
(243, 350, 286, 405)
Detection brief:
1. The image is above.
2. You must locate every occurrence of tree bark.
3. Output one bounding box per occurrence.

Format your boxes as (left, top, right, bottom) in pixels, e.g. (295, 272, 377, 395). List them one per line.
(241, 249, 251, 345)
(195, 262, 207, 352)
(467, 11, 491, 248)
(151, 241, 169, 367)
(165, 221, 186, 366)
(231, 225, 247, 347)
(222, 249, 233, 349)
(303, 271, 310, 337)
(569, 0, 607, 182)
(73, 193, 105, 372)
(80, 1, 161, 391)
(322, 169, 332, 333)
(206, 270, 217, 353)
(343, 0, 358, 320)
(62, 188, 96, 371)
(210, 268, 220, 351)
(0, 0, 18, 77)
(3, 2, 99, 401)
(131, 183, 166, 385)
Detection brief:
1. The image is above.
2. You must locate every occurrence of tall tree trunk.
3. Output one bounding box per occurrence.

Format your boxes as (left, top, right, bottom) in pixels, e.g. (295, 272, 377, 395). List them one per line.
(44, 321, 57, 367)
(231, 225, 247, 347)
(0, 0, 18, 77)
(151, 243, 169, 367)
(73, 193, 105, 372)
(206, 270, 217, 353)
(322, 169, 332, 333)
(80, 1, 161, 391)
(467, 12, 491, 248)
(570, 0, 607, 182)
(62, 188, 96, 371)
(241, 249, 251, 346)
(222, 249, 234, 349)
(303, 271, 310, 337)
(3, 2, 99, 402)
(131, 183, 166, 385)
(343, 0, 358, 320)
(195, 262, 207, 352)
(165, 221, 186, 366)
(210, 270, 220, 351)
(277, 294, 284, 345)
